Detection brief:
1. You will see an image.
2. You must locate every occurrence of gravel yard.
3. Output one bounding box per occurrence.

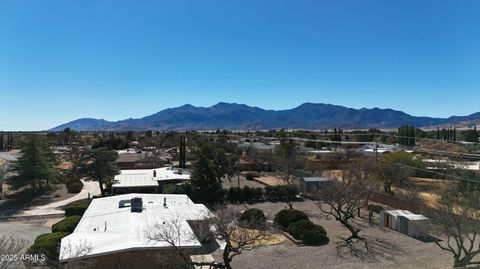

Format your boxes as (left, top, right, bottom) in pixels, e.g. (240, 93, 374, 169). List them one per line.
(224, 201, 452, 269)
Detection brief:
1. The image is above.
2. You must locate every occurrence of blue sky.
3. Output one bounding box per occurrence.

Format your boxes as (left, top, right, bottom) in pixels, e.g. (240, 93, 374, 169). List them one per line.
(1, 0, 479, 131)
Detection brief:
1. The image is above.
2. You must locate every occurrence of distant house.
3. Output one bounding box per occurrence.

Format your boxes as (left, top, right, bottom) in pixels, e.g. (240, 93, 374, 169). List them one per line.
(238, 142, 275, 153)
(112, 167, 190, 194)
(300, 177, 333, 193)
(359, 144, 399, 157)
(60, 194, 212, 269)
(379, 209, 430, 238)
(116, 149, 158, 169)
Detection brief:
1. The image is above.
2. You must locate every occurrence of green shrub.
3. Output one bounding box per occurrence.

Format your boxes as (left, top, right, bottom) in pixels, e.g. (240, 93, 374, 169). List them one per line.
(250, 187, 264, 201)
(226, 187, 242, 203)
(163, 183, 186, 194)
(34, 232, 70, 244)
(66, 179, 83, 193)
(29, 232, 70, 261)
(52, 215, 82, 233)
(274, 209, 309, 230)
(64, 199, 91, 217)
(238, 208, 267, 230)
(226, 186, 264, 203)
(241, 186, 252, 201)
(287, 219, 329, 245)
(245, 173, 255, 181)
(265, 185, 299, 201)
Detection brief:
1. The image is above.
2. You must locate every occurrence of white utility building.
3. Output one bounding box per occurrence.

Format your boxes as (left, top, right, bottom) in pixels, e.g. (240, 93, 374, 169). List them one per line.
(380, 209, 430, 238)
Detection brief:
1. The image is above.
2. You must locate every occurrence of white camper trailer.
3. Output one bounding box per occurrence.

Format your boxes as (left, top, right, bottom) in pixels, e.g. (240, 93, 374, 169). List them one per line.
(380, 210, 430, 238)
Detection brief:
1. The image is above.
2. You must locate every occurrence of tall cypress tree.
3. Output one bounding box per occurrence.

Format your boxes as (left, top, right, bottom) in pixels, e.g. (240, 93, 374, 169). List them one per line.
(6, 133, 10, 151)
(0, 133, 3, 151)
(453, 126, 457, 141)
(409, 126, 416, 146)
(436, 127, 440, 140)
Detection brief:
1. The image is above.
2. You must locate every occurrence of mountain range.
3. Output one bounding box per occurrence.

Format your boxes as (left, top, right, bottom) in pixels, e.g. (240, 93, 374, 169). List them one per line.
(49, 102, 480, 131)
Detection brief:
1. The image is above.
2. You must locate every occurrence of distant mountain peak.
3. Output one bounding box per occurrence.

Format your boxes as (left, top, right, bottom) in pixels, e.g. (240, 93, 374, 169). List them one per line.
(48, 102, 480, 131)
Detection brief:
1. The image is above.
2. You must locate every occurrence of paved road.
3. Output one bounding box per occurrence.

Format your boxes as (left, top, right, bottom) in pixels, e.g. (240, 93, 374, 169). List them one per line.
(0, 222, 49, 241)
(0, 150, 20, 162)
(16, 180, 100, 216)
(0, 222, 50, 269)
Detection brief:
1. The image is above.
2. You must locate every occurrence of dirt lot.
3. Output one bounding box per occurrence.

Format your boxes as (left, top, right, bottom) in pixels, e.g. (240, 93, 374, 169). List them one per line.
(222, 201, 452, 269)
(255, 175, 285, 186)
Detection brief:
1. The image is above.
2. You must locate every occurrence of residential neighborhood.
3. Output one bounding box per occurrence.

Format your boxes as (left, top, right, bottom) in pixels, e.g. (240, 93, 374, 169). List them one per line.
(1, 1, 480, 269)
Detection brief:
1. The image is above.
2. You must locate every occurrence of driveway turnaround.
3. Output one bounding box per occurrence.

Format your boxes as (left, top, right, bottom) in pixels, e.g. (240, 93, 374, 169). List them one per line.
(16, 180, 100, 216)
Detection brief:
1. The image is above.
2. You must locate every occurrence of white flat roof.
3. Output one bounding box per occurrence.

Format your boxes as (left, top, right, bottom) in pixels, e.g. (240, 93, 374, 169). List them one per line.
(60, 194, 211, 260)
(112, 167, 190, 188)
(383, 209, 429, 221)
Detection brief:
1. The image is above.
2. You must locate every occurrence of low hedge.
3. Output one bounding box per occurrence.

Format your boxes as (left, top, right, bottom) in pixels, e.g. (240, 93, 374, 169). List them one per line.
(274, 209, 309, 230)
(52, 215, 82, 233)
(226, 186, 264, 203)
(29, 232, 70, 261)
(64, 199, 91, 217)
(163, 183, 187, 194)
(238, 208, 267, 230)
(288, 219, 329, 245)
(245, 173, 255, 181)
(34, 232, 70, 244)
(265, 184, 299, 201)
(66, 179, 83, 193)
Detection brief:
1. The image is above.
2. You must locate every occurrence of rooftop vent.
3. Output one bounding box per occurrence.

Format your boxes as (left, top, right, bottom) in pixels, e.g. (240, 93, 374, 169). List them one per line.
(131, 197, 143, 213)
(163, 197, 167, 207)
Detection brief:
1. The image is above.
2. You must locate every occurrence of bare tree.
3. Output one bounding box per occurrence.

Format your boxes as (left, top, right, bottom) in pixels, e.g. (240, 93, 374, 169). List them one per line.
(316, 162, 377, 241)
(145, 208, 270, 269)
(214, 208, 270, 269)
(432, 187, 480, 268)
(58, 240, 95, 269)
(145, 214, 207, 269)
(0, 235, 27, 269)
(274, 138, 298, 184)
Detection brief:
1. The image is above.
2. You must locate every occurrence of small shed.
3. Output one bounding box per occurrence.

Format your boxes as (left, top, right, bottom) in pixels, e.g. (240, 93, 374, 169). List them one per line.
(300, 177, 333, 193)
(380, 210, 430, 238)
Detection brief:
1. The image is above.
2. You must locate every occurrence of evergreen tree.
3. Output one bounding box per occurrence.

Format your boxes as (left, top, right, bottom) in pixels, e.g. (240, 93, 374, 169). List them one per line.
(8, 135, 59, 194)
(464, 127, 479, 143)
(408, 126, 416, 146)
(436, 127, 440, 140)
(80, 148, 119, 196)
(188, 139, 238, 204)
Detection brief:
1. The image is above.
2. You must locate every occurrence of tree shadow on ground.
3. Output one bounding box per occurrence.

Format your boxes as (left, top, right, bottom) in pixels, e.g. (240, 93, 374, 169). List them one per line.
(335, 236, 405, 263)
(414, 234, 442, 243)
(0, 185, 63, 217)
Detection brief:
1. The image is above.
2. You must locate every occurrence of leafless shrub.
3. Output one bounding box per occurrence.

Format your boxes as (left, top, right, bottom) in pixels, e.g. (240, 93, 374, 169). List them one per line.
(0, 234, 27, 269)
